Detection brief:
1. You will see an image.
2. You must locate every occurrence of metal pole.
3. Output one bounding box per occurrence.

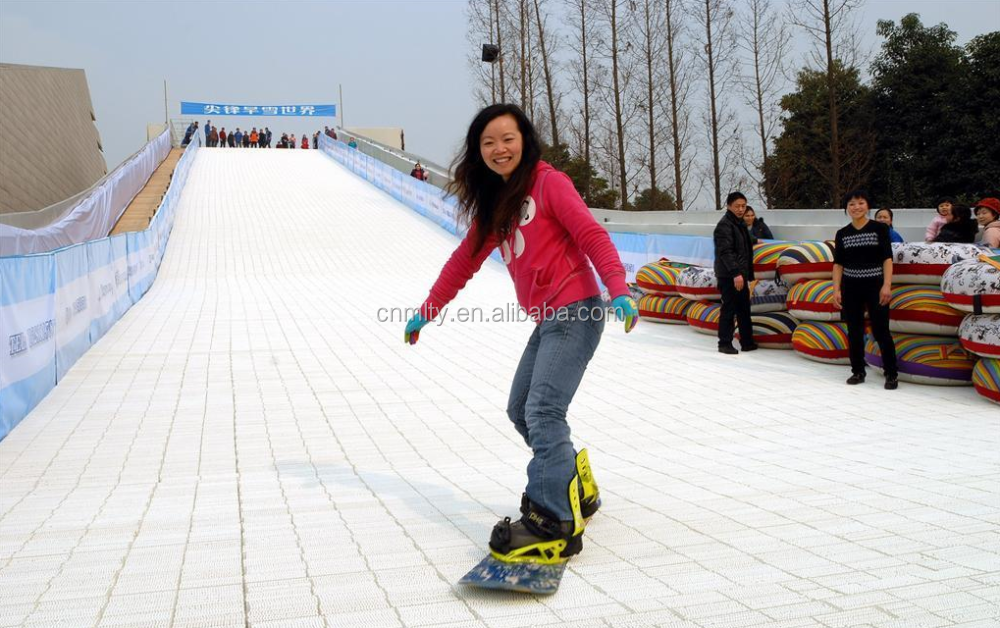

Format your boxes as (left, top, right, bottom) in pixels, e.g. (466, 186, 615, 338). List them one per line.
(339, 84, 344, 130)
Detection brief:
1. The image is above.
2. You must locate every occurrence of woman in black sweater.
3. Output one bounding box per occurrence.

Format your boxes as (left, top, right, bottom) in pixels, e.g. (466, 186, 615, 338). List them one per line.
(831, 190, 898, 389)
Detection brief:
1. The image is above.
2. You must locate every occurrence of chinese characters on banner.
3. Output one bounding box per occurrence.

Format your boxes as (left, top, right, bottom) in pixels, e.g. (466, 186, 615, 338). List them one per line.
(180, 102, 336, 117)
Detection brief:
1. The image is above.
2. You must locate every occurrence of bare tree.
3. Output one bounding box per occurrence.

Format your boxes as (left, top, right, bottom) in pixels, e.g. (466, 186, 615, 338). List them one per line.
(739, 0, 789, 206)
(634, 0, 665, 201)
(495, 0, 508, 101)
(663, 0, 691, 210)
(602, 0, 634, 207)
(466, 0, 497, 106)
(694, 0, 740, 209)
(565, 0, 597, 200)
(533, 0, 561, 146)
(791, 0, 864, 207)
(520, 0, 528, 109)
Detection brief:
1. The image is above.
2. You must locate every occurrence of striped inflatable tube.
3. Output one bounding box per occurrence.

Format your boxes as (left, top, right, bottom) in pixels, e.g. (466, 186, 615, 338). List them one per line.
(958, 314, 1000, 359)
(972, 358, 1000, 405)
(637, 294, 693, 324)
(739, 311, 799, 349)
(753, 242, 791, 280)
(888, 285, 964, 336)
(791, 321, 850, 364)
(636, 259, 691, 295)
(786, 279, 839, 321)
(776, 241, 836, 283)
(686, 301, 721, 335)
(865, 333, 975, 386)
(940, 256, 1000, 314)
(892, 242, 986, 284)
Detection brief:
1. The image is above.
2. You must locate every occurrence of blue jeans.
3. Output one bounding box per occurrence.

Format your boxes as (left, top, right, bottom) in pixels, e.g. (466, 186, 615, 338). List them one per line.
(506, 296, 604, 521)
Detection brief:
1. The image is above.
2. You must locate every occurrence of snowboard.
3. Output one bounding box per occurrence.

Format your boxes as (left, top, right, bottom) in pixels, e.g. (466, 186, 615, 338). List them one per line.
(459, 554, 567, 594)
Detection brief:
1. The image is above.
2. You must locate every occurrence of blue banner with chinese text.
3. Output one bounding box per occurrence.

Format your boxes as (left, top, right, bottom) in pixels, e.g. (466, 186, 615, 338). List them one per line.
(181, 102, 336, 116)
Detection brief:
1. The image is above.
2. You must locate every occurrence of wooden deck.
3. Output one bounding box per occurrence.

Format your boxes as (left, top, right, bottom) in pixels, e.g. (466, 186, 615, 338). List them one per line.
(109, 148, 183, 235)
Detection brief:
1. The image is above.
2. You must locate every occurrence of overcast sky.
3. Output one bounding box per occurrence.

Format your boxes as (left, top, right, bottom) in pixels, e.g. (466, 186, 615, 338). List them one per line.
(1, 0, 998, 175)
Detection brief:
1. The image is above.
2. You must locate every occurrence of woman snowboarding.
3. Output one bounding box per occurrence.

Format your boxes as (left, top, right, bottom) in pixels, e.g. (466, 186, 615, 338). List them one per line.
(404, 104, 638, 565)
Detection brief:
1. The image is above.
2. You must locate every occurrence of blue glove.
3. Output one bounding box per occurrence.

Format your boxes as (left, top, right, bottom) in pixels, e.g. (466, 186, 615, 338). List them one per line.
(611, 296, 639, 333)
(404, 313, 430, 345)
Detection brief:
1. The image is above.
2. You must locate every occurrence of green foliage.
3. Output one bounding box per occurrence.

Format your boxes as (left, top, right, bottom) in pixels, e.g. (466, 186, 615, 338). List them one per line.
(763, 62, 876, 208)
(766, 15, 999, 208)
(870, 14, 967, 206)
(541, 143, 620, 208)
(957, 32, 1000, 200)
(632, 186, 677, 211)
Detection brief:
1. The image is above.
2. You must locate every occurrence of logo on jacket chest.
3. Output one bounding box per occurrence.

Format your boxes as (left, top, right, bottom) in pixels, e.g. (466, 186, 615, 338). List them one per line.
(501, 196, 537, 265)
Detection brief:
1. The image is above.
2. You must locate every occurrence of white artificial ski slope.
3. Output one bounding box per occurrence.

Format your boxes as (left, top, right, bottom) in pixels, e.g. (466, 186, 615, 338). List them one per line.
(0, 148, 997, 628)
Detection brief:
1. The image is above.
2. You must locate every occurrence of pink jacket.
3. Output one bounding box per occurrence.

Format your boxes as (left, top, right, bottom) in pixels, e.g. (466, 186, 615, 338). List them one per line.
(925, 214, 947, 243)
(420, 161, 629, 323)
(981, 220, 1000, 248)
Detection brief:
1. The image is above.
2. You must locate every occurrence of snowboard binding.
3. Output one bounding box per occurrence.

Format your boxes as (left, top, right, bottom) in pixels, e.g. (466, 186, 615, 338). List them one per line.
(489, 476, 585, 565)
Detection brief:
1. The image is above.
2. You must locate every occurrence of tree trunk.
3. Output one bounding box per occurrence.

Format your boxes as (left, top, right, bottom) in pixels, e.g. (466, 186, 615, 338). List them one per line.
(610, 0, 628, 207)
(665, 0, 683, 210)
(520, 0, 527, 110)
(751, 0, 771, 204)
(824, 0, 841, 207)
(489, 0, 497, 103)
(581, 0, 592, 201)
(534, 0, 559, 147)
(643, 0, 657, 196)
(495, 0, 506, 101)
(705, 0, 722, 210)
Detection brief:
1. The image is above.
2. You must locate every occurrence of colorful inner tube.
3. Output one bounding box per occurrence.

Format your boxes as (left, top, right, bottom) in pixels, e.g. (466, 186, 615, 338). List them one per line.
(892, 242, 987, 285)
(972, 358, 1000, 404)
(776, 241, 836, 283)
(752, 242, 791, 280)
(888, 285, 965, 336)
(637, 294, 693, 324)
(791, 321, 850, 364)
(738, 311, 799, 349)
(635, 258, 691, 295)
(940, 255, 1000, 314)
(866, 333, 976, 386)
(786, 279, 840, 322)
(958, 314, 1000, 359)
(686, 301, 721, 335)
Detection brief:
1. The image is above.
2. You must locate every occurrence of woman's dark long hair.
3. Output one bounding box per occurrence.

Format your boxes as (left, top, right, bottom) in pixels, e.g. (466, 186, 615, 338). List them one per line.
(447, 104, 542, 254)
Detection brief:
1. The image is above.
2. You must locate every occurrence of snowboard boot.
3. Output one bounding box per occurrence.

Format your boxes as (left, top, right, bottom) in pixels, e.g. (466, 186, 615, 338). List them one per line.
(488, 476, 585, 564)
(576, 448, 601, 522)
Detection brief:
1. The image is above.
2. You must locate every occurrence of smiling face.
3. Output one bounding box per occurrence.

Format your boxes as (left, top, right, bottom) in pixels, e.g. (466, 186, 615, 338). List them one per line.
(938, 202, 953, 219)
(480, 114, 523, 182)
(743, 208, 756, 227)
(977, 206, 999, 226)
(846, 196, 870, 221)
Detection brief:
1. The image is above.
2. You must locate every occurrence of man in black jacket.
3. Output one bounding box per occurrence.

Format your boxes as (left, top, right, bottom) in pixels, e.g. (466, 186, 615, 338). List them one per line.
(714, 192, 757, 354)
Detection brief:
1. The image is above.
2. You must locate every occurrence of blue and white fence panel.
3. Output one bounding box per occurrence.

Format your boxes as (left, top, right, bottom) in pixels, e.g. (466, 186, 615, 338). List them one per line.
(54, 244, 94, 381)
(0, 255, 56, 436)
(0, 132, 202, 440)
